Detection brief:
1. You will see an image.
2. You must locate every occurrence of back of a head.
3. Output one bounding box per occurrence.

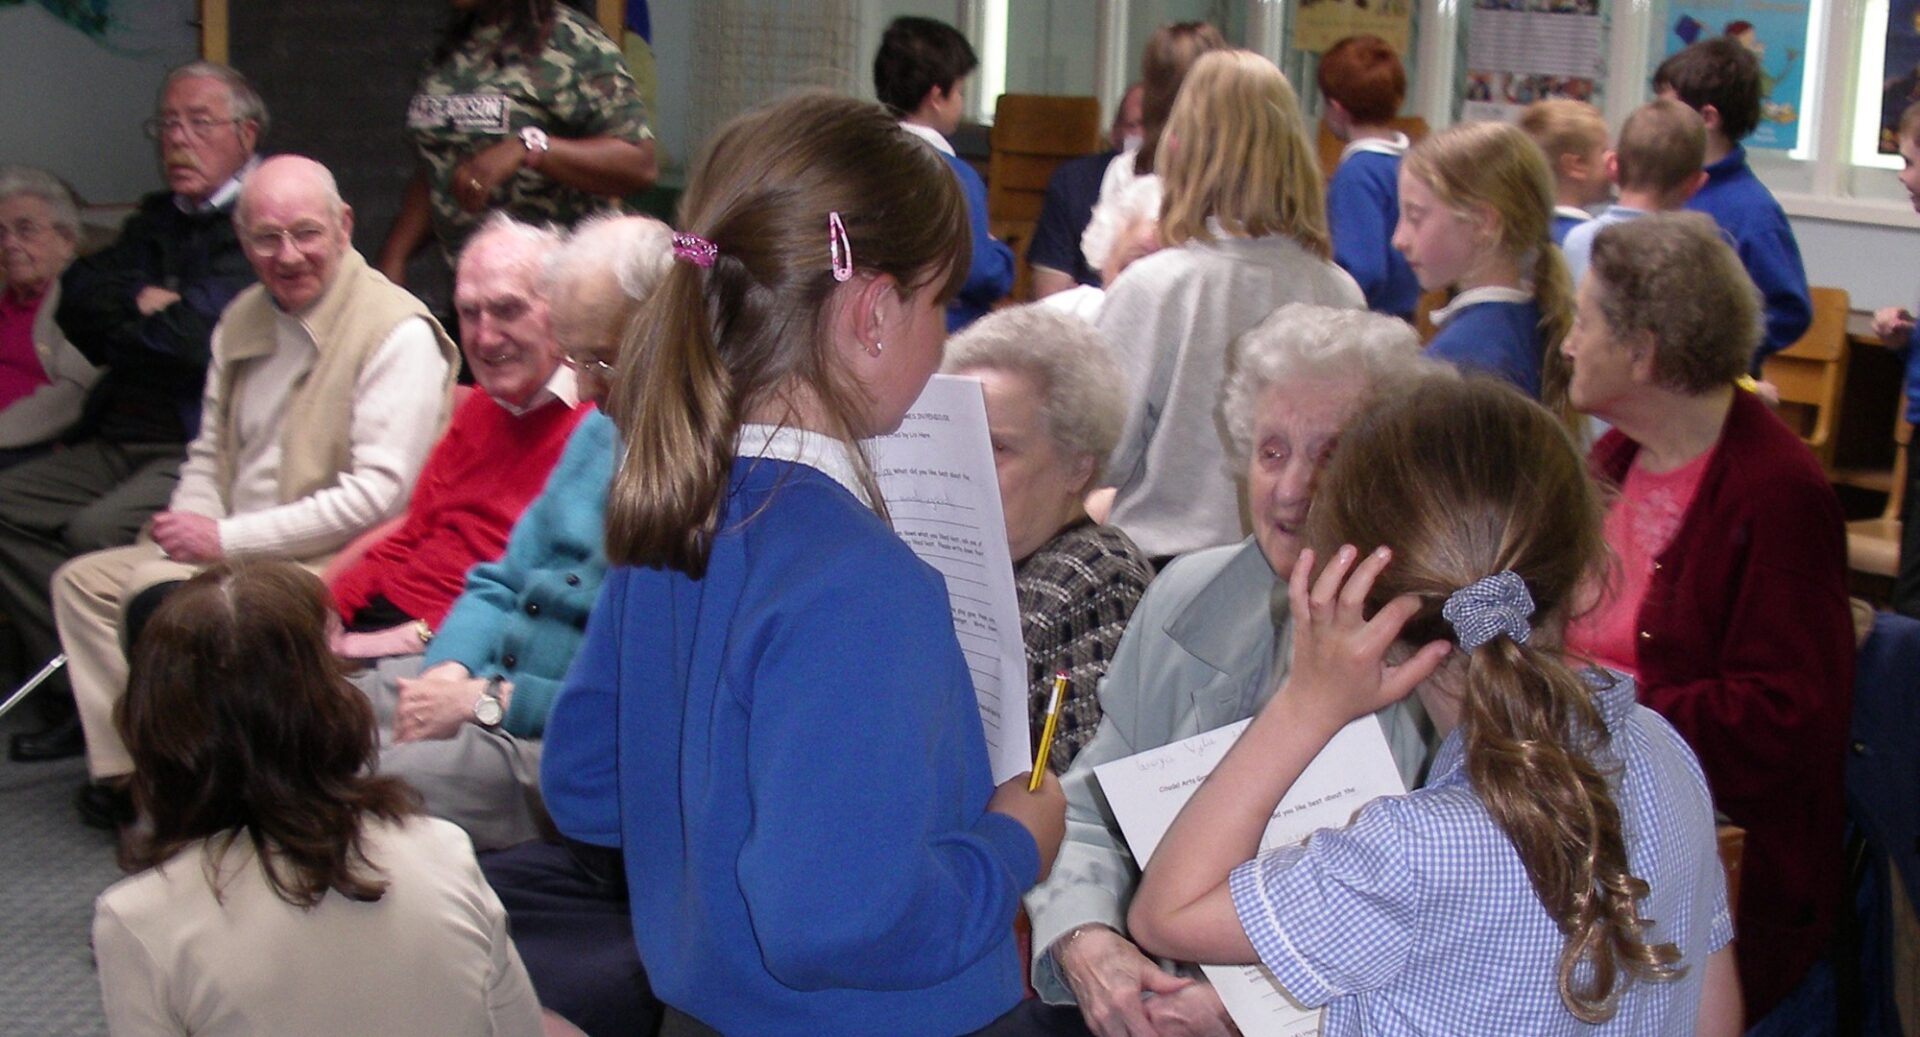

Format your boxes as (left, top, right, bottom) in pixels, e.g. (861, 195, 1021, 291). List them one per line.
(942, 304, 1129, 476)
(544, 212, 675, 307)
(1653, 37, 1761, 143)
(1308, 378, 1684, 1020)
(1588, 211, 1757, 394)
(1159, 49, 1327, 256)
(1136, 21, 1228, 174)
(873, 16, 978, 116)
(1316, 35, 1406, 126)
(1615, 98, 1706, 197)
(605, 92, 968, 575)
(1517, 98, 1607, 167)
(118, 561, 414, 905)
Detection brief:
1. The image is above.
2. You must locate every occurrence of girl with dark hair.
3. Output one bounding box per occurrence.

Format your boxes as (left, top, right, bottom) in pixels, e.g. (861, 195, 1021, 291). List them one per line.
(538, 92, 1064, 1037)
(377, 0, 657, 279)
(93, 560, 543, 1037)
(1127, 379, 1741, 1035)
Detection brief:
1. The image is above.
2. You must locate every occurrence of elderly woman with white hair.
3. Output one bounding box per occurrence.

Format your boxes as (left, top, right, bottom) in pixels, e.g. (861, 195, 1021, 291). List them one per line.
(943, 305, 1153, 773)
(1011, 303, 1446, 1037)
(0, 165, 98, 462)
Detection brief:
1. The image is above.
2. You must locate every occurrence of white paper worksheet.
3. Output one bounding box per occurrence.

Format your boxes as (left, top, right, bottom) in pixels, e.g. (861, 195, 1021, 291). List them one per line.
(867, 374, 1032, 783)
(1092, 717, 1408, 1036)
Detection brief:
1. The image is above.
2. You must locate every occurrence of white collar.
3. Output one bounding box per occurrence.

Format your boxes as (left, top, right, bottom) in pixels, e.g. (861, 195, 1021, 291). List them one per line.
(490, 363, 580, 416)
(176, 155, 257, 214)
(899, 121, 956, 157)
(1553, 204, 1593, 222)
(1429, 286, 1533, 326)
(735, 424, 873, 507)
(1340, 132, 1410, 162)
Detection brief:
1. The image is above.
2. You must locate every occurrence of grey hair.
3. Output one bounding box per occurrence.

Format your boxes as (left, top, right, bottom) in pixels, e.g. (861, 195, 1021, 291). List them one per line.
(234, 155, 344, 228)
(1221, 303, 1445, 466)
(542, 212, 674, 302)
(0, 165, 81, 242)
(460, 212, 566, 286)
(941, 304, 1128, 487)
(161, 61, 270, 138)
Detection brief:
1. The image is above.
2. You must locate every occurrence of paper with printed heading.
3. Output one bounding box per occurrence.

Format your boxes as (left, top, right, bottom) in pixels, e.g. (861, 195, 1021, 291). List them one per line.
(1092, 716, 1407, 1036)
(867, 374, 1031, 783)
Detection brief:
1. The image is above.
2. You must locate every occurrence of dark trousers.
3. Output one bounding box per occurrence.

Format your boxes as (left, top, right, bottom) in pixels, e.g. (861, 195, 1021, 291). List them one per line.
(662, 997, 1096, 1037)
(479, 839, 661, 1037)
(1895, 435, 1920, 619)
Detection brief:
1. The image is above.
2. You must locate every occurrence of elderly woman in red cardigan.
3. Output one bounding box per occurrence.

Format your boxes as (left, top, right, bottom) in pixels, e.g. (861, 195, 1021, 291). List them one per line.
(1561, 211, 1852, 1026)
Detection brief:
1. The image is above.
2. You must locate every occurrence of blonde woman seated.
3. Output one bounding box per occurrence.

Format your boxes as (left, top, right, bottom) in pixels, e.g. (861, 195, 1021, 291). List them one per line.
(94, 561, 546, 1037)
(944, 305, 1153, 774)
(1098, 50, 1364, 566)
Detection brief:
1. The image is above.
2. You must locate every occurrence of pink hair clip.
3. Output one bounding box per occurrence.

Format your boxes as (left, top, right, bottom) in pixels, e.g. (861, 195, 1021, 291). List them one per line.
(828, 211, 853, 282)
(672, 231, 718, 268)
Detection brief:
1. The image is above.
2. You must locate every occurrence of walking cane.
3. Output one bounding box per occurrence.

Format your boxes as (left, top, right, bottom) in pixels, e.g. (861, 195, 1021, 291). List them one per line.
(0, 654, 66, 725)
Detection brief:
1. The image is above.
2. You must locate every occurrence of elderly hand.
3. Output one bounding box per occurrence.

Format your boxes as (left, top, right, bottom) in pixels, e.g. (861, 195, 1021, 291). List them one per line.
(1143, 980, 1240, 1037)
(1280, 545, 1450, 732)
(331, 622, 429, 662)
(135, 286, 182, 316)
(150, 511, 223, 563)
(451, 138, 527, 214)
(1056, 924, 1198, 1037)
(1872, 306, 1915, 347)
(393, 671, 503, 743)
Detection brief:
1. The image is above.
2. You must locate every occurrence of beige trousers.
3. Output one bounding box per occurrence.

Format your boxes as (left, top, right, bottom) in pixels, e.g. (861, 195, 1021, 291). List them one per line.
(54, 541, 198, 779)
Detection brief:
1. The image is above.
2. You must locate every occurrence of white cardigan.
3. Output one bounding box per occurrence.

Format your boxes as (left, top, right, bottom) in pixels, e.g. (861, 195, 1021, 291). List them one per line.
(0, 281, 100, 449)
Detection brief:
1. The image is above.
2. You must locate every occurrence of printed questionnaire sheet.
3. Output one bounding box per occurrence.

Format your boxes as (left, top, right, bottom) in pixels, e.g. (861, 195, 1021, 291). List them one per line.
(1092, 717, 1407, 1036)
(868, 374, 1031, 783)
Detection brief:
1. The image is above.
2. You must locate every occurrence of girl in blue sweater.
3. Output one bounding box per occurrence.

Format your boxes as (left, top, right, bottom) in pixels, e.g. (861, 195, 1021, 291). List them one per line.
(1393, 121, 1574, 413)
(538, 93, 1065, 1037)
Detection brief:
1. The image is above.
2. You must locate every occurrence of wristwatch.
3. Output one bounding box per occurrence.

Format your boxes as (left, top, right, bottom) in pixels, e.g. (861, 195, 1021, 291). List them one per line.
(473, 678, 505, 728)
(518, 126, 551, 169)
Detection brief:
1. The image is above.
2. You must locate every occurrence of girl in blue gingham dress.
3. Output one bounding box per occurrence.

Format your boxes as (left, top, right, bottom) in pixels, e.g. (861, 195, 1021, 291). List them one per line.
(1127, 378, 1742, 1036)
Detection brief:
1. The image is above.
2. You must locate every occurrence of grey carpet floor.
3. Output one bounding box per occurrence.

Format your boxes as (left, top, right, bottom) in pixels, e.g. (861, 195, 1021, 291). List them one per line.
(0, 706, 119, 1036)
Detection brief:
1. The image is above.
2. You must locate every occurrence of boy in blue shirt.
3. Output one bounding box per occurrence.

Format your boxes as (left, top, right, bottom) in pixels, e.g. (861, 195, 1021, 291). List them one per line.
(1561, 98, 1707, 284)
(1872, 101, 1920, 616)
(1656, 36, 1812, 368)
(1517, 98, 1614, 244)
(874, 16, 1015, 331)
(1318, 35, 1419, 321)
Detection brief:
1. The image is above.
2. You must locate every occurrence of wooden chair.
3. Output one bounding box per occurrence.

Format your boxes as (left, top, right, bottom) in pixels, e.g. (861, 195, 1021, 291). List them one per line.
(987, 95, 1103, 303)
(1848, 417, 1911, 580)
(1760, 286, 1851, 472)
(1314, 116, 1431, 184)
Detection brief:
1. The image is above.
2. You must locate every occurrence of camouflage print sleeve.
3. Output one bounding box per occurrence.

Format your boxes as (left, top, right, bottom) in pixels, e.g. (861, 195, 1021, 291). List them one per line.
(550, 5, 653, 144)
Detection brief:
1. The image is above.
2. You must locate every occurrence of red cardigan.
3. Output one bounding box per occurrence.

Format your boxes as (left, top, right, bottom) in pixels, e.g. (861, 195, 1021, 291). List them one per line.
(330, 387, 589, 627)
(1590, 388, 1852, 1019)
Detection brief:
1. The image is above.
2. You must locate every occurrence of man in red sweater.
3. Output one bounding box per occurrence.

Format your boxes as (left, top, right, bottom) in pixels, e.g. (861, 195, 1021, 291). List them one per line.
(329, 214, 589, 660)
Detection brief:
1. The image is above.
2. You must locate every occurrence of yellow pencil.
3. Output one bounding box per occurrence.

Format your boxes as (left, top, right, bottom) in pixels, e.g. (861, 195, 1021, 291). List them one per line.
(1029, 670, 1068, 791)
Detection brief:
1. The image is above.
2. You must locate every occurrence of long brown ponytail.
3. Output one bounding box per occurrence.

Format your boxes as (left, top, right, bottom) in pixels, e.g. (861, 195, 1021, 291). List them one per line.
(602, 92, 968, 576)
(1305, 378, 1685, 1021)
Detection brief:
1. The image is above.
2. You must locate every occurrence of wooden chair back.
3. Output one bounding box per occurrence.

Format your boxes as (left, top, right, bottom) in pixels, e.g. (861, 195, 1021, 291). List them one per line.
(1314, 116, 1432, 184)
(1847, 417, 1912, 580)
(1761, 286, 1851, 471)
(988, 94, 1103, 302)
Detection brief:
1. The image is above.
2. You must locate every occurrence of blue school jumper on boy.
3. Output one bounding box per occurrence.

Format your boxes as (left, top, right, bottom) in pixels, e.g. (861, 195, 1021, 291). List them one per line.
(541, 426, 1036, 1037)
(1229, 672, 1732, 1036)
(1561, 205, 1647, 286)
(1328, 134, 1420, 320)
(1424, 287, 1544, 398)
(1551, 204, 1591, 246)
(902, 122, 1016, 332)
(1685, 146, 1811, 367)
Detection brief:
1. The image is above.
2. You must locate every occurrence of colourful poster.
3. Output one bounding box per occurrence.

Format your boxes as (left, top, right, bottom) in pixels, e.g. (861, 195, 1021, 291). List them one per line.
(1460, 0, 1603, 125)
(1292, 0, 1413, 56)
(1663, 3, 1808, 151)
(1884, 0, 1920, 153)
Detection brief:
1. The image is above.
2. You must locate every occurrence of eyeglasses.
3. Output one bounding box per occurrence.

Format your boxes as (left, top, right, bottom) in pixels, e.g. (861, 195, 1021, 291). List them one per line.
(242, 223, 332, 258)
(561, 352, 616, 378)
(143, 115, 241, 140)
(0, 220, 52, 246)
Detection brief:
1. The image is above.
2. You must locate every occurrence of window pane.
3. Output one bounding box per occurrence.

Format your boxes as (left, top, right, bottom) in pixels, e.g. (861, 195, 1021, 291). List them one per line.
(1003, 1, 1101, 97)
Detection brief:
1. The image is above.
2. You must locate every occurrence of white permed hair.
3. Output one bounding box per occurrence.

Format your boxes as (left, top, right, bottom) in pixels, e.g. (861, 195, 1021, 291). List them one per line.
(941, 304, 1128, 487)
(0, 166, 81, 242)
(542, 213, 674, 303)
(1220, 303, 1444, 467)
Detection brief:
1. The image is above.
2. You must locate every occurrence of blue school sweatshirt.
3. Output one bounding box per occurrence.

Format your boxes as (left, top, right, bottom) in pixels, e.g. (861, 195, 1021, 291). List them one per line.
(1328, 137, 1420, 320)
(1426, 292, 1546, 398)
(1551, 205, 1591, 246)
(542, 456, 1036, 1037)
(1684, 146, 1811, 367)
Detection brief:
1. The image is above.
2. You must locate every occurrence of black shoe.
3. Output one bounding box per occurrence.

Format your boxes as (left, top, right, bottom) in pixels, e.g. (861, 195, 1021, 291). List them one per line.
(76, 780, 134, 831)
(9, 715, 84, 762)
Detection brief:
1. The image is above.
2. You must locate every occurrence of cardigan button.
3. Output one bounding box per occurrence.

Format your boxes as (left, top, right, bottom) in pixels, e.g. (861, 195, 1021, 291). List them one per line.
(502, 653, 517, 668)
(525, 602, 540, 617)
(1851, 740, 1868, 756)
(1651, 561, 1662, 571)
(565, 573, 580, 586)
(1638, 630, 1651, 640)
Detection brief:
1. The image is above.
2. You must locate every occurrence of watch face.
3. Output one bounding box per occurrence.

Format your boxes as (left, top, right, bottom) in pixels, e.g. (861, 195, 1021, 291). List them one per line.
(474, 693, 504, 727)
(520, 127, 550, 151)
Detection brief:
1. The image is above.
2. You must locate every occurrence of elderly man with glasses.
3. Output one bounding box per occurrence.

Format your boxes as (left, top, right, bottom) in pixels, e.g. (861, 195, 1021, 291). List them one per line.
(0, 61, 270, 763)
(51, 153, 457, 827)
